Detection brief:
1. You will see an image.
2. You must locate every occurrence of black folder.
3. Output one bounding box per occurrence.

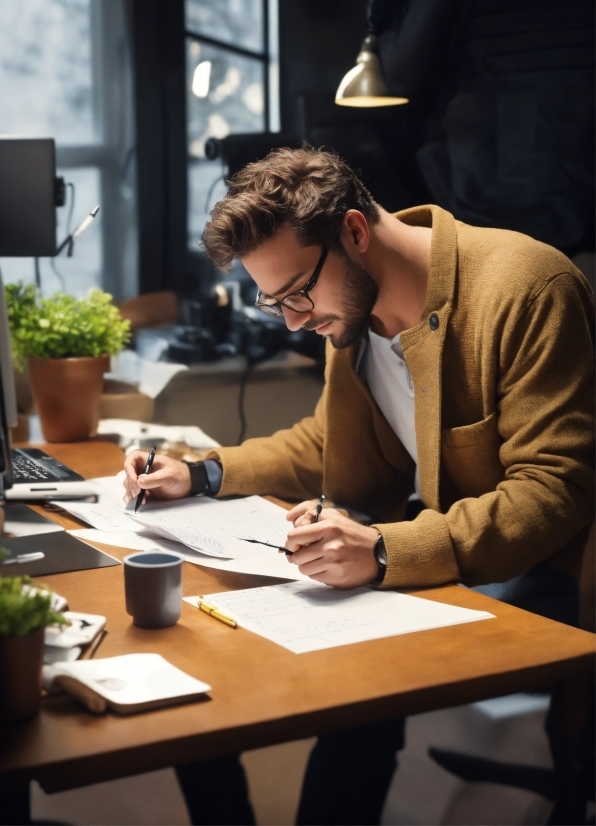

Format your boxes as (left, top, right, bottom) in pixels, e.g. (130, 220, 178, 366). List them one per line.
(0, 531, 120, 576)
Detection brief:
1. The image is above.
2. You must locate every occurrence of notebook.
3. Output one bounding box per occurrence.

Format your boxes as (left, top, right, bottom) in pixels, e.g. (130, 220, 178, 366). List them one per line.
(43, 653, 211, 714)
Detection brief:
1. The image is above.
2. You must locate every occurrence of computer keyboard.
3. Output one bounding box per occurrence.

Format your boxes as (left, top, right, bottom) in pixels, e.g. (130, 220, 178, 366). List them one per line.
(12, 452, 54, 482)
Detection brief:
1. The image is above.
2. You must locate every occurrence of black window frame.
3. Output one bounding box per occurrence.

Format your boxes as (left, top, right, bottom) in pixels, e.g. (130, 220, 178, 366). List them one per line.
(184, 2, 271, 130)
(133, 0, 274, 297)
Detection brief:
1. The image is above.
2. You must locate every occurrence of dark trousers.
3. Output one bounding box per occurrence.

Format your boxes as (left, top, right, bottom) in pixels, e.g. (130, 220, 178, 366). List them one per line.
(176, 716, 405, 826)
(176, 754, 256, 826)
(295, 716, 405, 825)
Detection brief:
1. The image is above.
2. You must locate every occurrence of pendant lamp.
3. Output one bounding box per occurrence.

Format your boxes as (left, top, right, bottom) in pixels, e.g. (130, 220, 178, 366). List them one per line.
(335, 34, 408, 108)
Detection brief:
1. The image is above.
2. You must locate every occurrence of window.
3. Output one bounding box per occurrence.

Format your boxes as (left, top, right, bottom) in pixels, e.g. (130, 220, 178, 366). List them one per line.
(185, 0, 279, 250)
(0, 0, 137, 300)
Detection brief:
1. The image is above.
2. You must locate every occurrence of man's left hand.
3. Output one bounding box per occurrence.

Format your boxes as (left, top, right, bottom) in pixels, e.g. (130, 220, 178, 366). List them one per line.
(285, 504, 379, 589)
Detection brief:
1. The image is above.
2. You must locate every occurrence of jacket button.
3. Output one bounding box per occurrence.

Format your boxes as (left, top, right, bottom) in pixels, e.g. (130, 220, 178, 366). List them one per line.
(428, 313, 439, 331)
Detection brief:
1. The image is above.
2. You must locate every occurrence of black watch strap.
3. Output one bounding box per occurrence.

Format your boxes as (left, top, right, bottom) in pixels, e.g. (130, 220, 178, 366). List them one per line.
(184, 461, 212, 497)
(373, 532, 387, 585)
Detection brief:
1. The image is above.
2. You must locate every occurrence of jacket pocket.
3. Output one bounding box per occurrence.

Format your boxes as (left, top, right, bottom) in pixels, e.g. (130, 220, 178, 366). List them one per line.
(442, 412, 505, 498)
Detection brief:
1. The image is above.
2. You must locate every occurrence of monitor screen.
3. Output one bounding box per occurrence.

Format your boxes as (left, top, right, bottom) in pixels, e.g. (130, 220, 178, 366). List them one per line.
(0, 267, 17, 490)
(0, 137, 57, 257)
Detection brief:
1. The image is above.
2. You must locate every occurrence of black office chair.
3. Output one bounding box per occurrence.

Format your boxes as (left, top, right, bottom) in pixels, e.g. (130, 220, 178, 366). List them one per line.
(429, 525, 595, 825)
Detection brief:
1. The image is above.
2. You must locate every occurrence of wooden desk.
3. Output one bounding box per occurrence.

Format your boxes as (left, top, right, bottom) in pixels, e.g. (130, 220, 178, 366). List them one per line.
(1, 441, 594, 799)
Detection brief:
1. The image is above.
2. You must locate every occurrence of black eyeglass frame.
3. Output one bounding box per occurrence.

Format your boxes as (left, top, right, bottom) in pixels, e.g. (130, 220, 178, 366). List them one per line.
(255, 246, 330, 317)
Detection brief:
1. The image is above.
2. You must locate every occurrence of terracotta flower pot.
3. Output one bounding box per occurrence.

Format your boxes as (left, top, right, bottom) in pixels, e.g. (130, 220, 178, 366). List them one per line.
(28, 355, 110, 442)
(0, 627, 44, 724)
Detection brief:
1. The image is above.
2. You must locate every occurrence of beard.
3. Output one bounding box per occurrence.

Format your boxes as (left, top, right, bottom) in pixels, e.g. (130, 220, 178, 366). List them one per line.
(304, 253, 379, 349)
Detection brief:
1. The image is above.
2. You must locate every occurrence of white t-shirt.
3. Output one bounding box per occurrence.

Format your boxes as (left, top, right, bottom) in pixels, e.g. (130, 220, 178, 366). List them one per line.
(358, 329, 421, 498)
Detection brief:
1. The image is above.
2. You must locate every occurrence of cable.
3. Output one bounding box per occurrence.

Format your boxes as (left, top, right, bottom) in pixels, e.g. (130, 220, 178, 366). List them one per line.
(49, 181, 75, 291)
(236, 360, 255, 445)
(65, 182, 75, 235)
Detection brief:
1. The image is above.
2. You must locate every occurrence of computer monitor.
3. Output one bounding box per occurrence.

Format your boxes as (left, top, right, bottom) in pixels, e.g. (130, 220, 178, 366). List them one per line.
(0, 137, 58, 257)
(0, 267, 18, 492)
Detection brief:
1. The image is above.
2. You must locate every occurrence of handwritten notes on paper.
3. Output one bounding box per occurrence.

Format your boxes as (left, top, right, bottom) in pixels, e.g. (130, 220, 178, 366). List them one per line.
(55, 473, 292, 564)
(57, 473, 307, 580)
(185, 582, 495, 653)
(132, 495, 291, 559)
(70, 526, 310, 581)
(52, 473, 141, 533)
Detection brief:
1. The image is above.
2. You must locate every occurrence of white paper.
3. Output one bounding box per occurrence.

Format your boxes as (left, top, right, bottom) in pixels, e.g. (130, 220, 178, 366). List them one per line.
(44, 646, 82, 664)
(69, 528, 188, 555)
(179, 546, 310, 581)
(132, 495, 292, 559)
(44, 612, 106, 649)
(53, 472, 140, 533)
(108, 350, 188, 399)
(69, 527, 310, 581)
(139, 361, 187, 399)
(68, 528, 312, 582)
(97, 419, 219, 450)
(185, 582, 495, 654)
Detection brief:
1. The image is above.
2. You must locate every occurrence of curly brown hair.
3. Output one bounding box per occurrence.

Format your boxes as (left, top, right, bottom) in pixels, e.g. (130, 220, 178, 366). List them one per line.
(201, 145, 380, 273)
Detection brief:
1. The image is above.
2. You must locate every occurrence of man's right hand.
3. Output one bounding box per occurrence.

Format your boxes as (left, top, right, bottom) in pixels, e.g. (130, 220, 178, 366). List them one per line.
(123, 451, 192, 505)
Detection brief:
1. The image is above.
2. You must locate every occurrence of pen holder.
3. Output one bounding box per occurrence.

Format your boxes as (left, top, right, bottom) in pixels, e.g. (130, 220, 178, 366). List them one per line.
(123, 552, 183, 628)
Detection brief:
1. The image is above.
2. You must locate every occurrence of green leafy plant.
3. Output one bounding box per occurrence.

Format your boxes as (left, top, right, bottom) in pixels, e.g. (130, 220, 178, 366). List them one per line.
(0, 546, 68, 638)
(5, 283, 131, 368)
(0, 547, 68, 637)
(0, 575, 68, 637)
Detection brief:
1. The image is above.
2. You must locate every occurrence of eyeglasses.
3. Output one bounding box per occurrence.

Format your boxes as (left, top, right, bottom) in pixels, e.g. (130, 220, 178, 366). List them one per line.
(255, 247, 329, 317)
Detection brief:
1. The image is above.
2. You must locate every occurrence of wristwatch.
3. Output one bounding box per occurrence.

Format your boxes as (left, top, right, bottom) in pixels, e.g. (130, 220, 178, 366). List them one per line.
(373, 531, 387, 585)
(184, 461, 216, 497)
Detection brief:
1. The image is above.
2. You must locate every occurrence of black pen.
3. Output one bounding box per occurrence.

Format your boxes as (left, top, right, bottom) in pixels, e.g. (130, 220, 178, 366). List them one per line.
(236, 497, 325, 557)
(237, 537, 294, 556)
(134, 446, 156, 513)
(313, 494, 326, 523)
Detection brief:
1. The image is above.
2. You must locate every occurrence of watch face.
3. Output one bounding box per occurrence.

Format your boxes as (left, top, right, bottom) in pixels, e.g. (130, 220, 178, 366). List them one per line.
(186, 461, 209, 496)
(373, 534, 387, 585)
(374, 534, 387, 567)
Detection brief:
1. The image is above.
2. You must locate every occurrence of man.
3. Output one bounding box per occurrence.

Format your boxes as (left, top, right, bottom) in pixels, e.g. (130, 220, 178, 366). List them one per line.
(123, 147, 594, 824)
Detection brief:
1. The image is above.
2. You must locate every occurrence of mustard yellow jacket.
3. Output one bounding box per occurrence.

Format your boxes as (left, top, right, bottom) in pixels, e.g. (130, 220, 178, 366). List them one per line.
(210, 206, 595, 589)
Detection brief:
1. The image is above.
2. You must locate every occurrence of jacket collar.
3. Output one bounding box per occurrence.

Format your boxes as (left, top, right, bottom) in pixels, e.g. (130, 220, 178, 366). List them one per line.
(397, 205, 457, 510)
(396, 204, 458, 351)
(344, 204, 458, 510)
(350, 205, 458, 365)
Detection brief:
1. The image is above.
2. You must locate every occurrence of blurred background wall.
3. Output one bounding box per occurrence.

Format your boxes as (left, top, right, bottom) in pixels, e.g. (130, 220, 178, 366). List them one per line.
(0, 0, 592, 301)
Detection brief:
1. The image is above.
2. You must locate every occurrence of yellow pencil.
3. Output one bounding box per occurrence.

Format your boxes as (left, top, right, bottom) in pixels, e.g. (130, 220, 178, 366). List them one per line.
(197, 599, 238, 628)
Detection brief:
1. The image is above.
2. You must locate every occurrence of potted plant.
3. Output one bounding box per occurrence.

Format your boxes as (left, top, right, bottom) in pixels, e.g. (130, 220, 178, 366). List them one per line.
(5, 283, 131, 442)
(0, 555, 68, 724)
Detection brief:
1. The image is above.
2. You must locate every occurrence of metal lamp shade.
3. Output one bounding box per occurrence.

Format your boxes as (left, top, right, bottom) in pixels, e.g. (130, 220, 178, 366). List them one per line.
(335, 36, 408, 108)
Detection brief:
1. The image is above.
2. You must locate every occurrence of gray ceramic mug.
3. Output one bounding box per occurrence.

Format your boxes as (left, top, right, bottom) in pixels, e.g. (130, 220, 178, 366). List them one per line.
(123, 551, 183, 628)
